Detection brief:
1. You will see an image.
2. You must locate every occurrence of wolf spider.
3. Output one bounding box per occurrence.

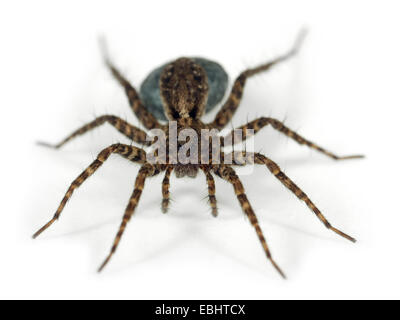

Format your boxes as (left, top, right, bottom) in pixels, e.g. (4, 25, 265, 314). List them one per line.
(33, 31, 363, 278)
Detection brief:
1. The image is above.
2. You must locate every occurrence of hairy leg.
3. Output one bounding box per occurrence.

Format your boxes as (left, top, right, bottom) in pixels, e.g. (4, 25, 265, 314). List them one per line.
(37, 115, 151, 149)
(223, 117, 364, 160)
(32, 144, 147, 238)
(98, 163, 161, 272)
(207, 30, 306, 130)
(161, 166, 173, 213)
(226, 151, 356, 242)
(213, 165, 285, 278)
(102, 54, 163, 130)
(201, 167, 218, 217)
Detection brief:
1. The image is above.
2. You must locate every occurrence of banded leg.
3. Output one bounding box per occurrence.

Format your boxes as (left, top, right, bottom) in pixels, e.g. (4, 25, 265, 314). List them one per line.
(208, 30, 306, 130)
(32, 144, 147, 239)
(98, 163, 161, 272)
(102, 50, 163, 130)
(161, 166, 173, 213)
(201, 168, 218, 217)
(227, 151, 356, 242)
(223, 117, 364, 160)
(213, 165, 285, 278)
(38, 115, 151, 149)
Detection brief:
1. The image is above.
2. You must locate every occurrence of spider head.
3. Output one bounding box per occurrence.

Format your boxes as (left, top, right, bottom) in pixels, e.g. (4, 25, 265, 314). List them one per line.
(160, 58, 209, 120)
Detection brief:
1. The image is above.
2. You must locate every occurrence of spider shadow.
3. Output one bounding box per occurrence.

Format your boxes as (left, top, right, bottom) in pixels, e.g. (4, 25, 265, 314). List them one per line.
(198, 217, 344, 278)
(30, 147, 361, 277)
(212, 154, 361, 275)
(105, 226, 201, 275)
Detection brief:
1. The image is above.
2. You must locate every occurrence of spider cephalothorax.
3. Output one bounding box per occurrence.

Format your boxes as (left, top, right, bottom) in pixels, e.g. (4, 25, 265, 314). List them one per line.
(34, 31, 363, 278)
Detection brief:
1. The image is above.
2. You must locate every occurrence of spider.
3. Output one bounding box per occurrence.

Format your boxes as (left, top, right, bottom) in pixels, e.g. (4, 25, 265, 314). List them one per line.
(33, 31, 363, 278)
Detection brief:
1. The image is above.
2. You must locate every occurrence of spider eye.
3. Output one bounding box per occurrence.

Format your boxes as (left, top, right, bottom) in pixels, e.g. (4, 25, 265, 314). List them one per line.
(170, 109, 180, 119)
(189, 108, 198, 119)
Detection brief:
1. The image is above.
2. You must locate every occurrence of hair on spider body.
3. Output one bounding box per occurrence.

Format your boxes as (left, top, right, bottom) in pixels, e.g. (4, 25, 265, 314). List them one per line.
(160, 57, 209, 120)
(140, 57, 228, 121)
(34, 30, 363, 278)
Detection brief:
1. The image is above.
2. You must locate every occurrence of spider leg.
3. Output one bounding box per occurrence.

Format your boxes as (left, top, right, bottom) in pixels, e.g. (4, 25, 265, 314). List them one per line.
(213, 165, 285, 278)
(161, 166, 173, 213)
(207, 30, 306, 130)
(101, 48, 163, 130)
(37, 115, 151, 149)
(98, 163, 161, 272)
(32, 144, 147, 239)
(226, 151, 356, 242)
(223, 117, 364, 160)
(201, 167, 218, 217)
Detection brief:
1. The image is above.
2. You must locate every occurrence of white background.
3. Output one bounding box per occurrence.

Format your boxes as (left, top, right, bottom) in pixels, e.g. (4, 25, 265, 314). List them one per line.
(0, 0, 399, 299)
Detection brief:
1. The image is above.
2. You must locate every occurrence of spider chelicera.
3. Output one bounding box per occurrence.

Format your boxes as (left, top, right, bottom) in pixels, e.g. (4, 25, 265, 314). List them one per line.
(33, 31, 363, 278)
